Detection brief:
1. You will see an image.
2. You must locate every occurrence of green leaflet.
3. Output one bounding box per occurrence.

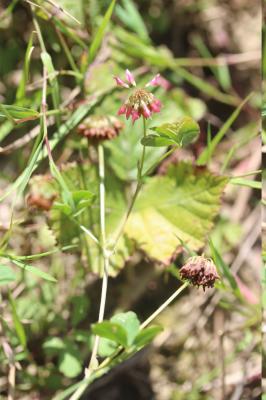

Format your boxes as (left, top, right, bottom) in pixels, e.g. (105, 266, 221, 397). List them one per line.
(142, 117, 200, 147)
(43, 338, 82, 378)
(125, 162, 228, 264)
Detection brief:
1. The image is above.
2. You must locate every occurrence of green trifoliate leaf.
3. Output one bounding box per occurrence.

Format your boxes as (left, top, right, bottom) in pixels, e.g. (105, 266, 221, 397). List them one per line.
(92, 321, 128, 347)
(111, 311, 140, 345)
(141, 117, 200, 147)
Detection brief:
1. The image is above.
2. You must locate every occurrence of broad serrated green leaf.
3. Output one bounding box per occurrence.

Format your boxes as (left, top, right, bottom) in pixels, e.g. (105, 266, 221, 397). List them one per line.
(142, 117, 200, 147)
(0, 265, 16, 285)
(111, 311, 140, 345)
(91, 321, 128, 347)
(125, 162, 228, 264)
(133, 326, 163, 348)
(29, 161, 227, 272)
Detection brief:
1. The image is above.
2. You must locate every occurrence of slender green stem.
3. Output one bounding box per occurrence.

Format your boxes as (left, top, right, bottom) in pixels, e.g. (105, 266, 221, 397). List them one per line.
(70, 145, 109, 400)
(143, 146, 177, 177)
(231, 169, 261, 178)
(138, 117, 147, 180)
(112, 117, 147, 249)
(55, 27, 81, 78)
(140, 282, 189, 329)
(88, 144, 109, 370)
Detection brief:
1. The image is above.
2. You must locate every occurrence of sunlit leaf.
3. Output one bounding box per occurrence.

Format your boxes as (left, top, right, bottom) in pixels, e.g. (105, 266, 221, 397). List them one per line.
(58, 347, 82, 378)
(142, 117, 200, 148)
(111, 311, 140, 345)
(92, 321, 128, 347)
(125, 162, 228, 264)
(133, 326, 163, 348)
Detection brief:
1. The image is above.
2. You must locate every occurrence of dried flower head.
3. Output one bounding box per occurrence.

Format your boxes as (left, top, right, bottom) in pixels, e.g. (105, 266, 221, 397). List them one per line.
(179, 256, 220, 290)
(27, 194, 56, 211)
(114, 70, 165, 123)
(77, 116, 123, 142)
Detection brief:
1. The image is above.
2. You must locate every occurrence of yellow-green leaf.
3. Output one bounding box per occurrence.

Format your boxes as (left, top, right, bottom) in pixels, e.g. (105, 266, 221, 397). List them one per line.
(125, 162, 228, 264)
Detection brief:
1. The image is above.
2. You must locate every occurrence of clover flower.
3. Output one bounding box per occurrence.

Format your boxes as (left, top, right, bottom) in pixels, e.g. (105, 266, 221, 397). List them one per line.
(179, 256, 220, 291)
(114, 69, 163, 123)
(77, 115, 123, 142)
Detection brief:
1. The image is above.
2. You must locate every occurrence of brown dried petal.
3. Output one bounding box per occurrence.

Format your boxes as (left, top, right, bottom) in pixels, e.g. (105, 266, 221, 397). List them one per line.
(77, 116, 124, 142)
(180, 256, 220, 290)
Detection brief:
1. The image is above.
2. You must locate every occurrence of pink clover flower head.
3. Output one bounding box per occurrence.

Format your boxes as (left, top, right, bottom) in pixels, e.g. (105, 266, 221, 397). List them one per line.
(114, 70, 163, 123)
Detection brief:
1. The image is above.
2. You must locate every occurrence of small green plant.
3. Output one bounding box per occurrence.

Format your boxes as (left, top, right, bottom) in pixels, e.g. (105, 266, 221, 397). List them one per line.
(0, 1, 261, 399)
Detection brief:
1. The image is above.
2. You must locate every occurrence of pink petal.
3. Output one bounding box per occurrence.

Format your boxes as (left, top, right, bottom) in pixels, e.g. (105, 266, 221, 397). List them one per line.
(141, 103, 151, 118)
(117, 104, 127, 115)
(146, 74, 171, 90)
(145, 73, 161, 87)
(158, 76, 171, 90)
(114, 76, 129, 88)
(235, 276, 259, 304)
(150, 99, 161, 113)
(126, 106, 132, 119)
(125, 69, 136, 86)
(131, 110, 140, 123)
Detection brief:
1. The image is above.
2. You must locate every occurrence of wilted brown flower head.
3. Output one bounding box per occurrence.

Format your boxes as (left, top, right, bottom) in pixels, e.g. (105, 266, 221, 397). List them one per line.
(179, 256, 220, 290)
(77, 115, 123, 142)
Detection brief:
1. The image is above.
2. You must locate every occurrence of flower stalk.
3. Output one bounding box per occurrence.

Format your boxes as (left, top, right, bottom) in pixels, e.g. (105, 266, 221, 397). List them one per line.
(112, 116, 147, 250)
(88, 144, 110, 371)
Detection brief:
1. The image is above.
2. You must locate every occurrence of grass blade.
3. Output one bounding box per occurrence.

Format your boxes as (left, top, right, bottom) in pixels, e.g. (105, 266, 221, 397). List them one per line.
(229, 178, 261, 189)
(197, 93, 253, 166)
(10, 258, 57, 283)
(88, 0, 116, 64)
(9, 293, 27, 349)
(16, 31, 35, 102)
